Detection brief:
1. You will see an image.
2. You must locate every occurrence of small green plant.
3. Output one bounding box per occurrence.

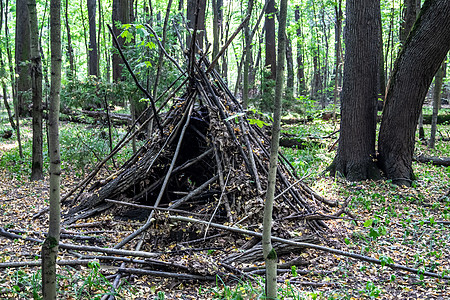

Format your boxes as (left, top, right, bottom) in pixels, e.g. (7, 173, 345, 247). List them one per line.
(359, 281, 381, 298)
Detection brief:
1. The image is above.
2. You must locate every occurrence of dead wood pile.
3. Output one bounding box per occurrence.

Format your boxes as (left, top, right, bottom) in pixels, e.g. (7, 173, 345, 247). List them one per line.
(56, 40, 341, 284)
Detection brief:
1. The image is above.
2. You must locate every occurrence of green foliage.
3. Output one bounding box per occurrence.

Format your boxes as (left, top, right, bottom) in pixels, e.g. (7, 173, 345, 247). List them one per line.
(0, 263, 135, 299)
(61, 78, 134, 110)
(358, 281, 381, 299)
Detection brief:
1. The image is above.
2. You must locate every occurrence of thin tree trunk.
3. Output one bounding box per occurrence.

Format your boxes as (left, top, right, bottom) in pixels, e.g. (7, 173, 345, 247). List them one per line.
(333, 0, 342, 119)
(80, 0, 89, 76)
(263, 0, 287, 296)
(211, 0, 220, 66)
(42, 0, 62, 298)
(7, 0, 22, 157)
(64, 0, 75, 78)
(29, 0, 44, 181)
(429, 61, 445, 148)
(152, 0, 173, 100)
(295, 7, 305, 96)
(242, 0, 253, 109)
(285, 33, 294, 100)
(0, 0, 15, 130)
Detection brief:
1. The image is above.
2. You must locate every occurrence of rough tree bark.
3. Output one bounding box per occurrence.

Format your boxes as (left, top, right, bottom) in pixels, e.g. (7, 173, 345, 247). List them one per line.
(294, 7, 305, 96)
(264, 0, 276, 80)
(242, 0, 254, 109)
(378, 0, 450, 185)
(186, 0, 206, 50)
(112, 0, 130, 82)
(15, 0, 31, 117)
(400, 0, 421, 44)
(333, 0, 342, 119)
(28, 0, 44, 181)
(42, 0, 62, 297)
(329, 0, 382, 181)
(87, 0, 98, 77)
(263, 0, 287, 296)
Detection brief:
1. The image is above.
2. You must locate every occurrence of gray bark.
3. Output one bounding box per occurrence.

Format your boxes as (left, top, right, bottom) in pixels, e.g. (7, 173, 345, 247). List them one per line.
(42, 0, 62, 298)
(28, 0, 44, 181)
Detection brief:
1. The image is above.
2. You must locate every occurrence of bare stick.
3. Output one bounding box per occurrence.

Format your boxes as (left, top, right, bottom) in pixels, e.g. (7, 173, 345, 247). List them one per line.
(104, 198, 206, 217)
(117, 267, 216, 281)
(145, 24, 183, 73)
(169, 215, 450, 280)
(169, 175, 219, 209)
(0, 227, 159, 259)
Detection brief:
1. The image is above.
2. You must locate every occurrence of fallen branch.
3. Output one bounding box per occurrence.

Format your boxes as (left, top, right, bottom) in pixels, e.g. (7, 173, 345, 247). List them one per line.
(0, 260, 93, 268)
(117, 267, 216, 281)
(169, 215, 450, 280)
(0, 227, 159, 259)
(414, 155, 450, 167)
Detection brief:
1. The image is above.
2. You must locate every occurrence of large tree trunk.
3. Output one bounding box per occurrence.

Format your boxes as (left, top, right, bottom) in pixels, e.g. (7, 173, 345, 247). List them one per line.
(42, 0, 62, 297)
(87, 0, 98, 77)
(378, 0, 450, 185)
(112, 0, 130, 82)
(28, 0, 44, 181)
(186, 0, 206, 50)
(15, 0, 31, 117)
(329, 0, 381, 181)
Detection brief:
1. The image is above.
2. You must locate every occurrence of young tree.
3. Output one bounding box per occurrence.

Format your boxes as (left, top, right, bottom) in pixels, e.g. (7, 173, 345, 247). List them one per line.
(294, 7, 305, 96)
(15, 0, 31, 117)
(64, 0, 75, 78)
(262, 0, 287, 297)
(42, 0, 62, 297)
(378, 0, 450, 185)
(429, 61, 445, 149)
(242, 0, 254, 109)
(329, 0, 382, 181)
(28, 0, 43, 181)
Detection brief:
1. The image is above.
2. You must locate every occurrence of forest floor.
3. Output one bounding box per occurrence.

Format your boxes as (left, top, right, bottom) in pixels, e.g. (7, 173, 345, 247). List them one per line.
(0, 111, 449, 299)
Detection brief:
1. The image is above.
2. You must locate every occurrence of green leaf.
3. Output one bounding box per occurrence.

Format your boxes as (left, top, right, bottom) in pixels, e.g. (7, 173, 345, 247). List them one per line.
(364, 219, 373, 227)
(291, 265, 298, 277)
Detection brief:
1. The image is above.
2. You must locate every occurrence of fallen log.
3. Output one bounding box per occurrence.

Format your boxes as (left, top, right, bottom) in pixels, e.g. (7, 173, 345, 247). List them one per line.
(414, 155, 450, 167)
(279, 137, 326, 149)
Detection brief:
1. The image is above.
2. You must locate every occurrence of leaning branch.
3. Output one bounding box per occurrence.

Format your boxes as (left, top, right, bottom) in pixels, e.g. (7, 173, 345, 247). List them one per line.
(107, 24, 162, 133)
